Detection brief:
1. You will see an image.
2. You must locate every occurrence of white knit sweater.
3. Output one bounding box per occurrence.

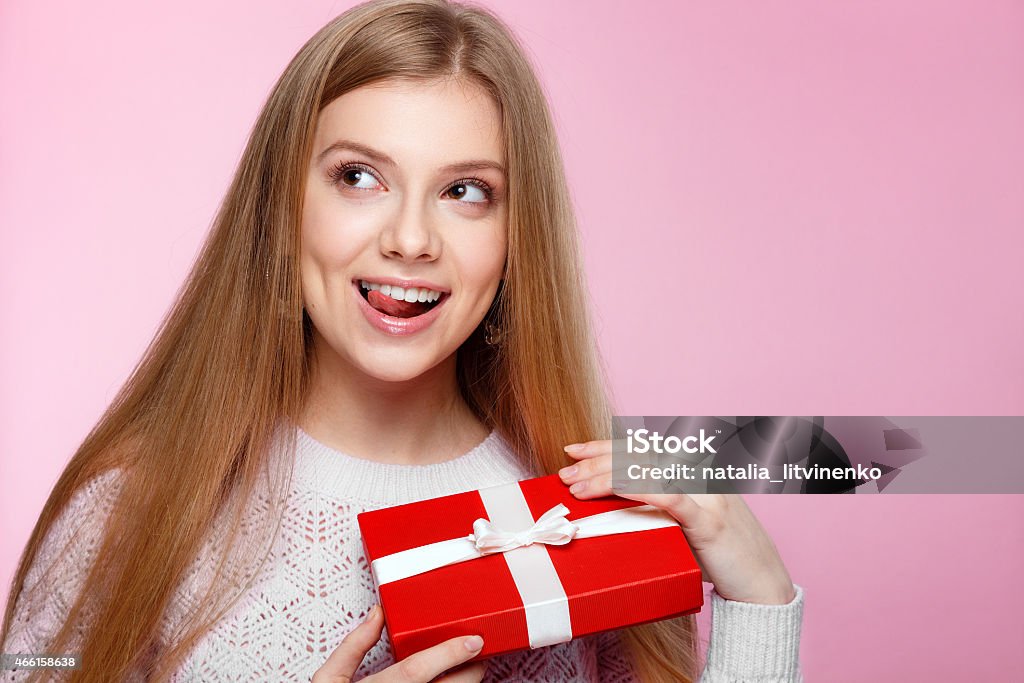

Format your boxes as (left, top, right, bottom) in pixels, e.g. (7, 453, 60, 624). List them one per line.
(3, 425, 804, 682)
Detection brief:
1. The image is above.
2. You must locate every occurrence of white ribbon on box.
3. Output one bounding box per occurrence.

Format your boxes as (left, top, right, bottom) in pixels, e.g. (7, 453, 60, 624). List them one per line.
(370, 480, 680, 649)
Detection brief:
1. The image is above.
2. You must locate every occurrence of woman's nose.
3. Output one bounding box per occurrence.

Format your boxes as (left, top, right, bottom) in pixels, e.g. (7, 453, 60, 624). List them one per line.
(379, 199, 441, 263)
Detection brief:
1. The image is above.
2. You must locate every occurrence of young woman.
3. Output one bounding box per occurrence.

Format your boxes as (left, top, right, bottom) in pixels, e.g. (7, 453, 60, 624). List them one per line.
(1, 1, 804, 681)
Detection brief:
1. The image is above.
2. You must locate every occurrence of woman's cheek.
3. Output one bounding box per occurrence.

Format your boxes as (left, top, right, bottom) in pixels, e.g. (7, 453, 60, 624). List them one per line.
(457, 248, 506, 316)
(304, 207, 378, 268)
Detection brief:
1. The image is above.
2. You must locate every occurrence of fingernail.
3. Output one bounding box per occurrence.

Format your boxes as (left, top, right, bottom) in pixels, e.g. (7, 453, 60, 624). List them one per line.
(569, 480, 587, 494)
(559, 465, 578, 479)
(363, 604, 379, 623)
(564, 443, 584, 453)
(463, 635, 484, 652)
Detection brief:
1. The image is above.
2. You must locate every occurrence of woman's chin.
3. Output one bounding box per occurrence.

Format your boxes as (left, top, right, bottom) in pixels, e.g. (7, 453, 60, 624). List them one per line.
(352, 352, 452, 385)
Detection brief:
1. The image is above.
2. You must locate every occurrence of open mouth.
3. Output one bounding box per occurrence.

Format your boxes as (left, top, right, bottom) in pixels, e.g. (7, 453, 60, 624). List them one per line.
(357, 280, 446, 319)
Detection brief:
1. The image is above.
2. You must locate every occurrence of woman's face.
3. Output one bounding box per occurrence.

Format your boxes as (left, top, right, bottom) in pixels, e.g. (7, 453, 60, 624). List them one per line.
(300, 78, 507, 384)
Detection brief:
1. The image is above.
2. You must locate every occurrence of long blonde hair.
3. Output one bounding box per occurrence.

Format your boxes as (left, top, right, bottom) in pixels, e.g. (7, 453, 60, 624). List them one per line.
(1, 1, 700, 680)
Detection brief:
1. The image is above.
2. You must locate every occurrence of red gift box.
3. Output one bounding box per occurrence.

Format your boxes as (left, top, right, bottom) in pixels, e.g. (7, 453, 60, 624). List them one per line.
(356, 473, 704, 662)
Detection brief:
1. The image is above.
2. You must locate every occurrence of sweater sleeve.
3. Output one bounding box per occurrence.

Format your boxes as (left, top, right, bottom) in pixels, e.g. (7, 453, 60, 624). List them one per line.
(1, 470, 125, 682)
(594, 585, 805, 683)
(698, 584, 805, 683)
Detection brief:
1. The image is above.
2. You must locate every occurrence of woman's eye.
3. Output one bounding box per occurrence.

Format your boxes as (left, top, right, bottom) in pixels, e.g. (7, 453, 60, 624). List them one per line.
(445, 183, 489, 203)
(338, 167, 381, 190)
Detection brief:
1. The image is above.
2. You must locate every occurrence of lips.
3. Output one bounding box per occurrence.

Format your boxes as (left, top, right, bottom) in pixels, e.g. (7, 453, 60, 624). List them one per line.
(352, 279, 449, 336)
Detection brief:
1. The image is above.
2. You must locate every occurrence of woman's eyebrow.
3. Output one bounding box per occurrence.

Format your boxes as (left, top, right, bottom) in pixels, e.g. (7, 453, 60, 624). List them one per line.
(317, 139, 504, 177)
(317, 139, 395, 166)
(443, 160, 505, 176)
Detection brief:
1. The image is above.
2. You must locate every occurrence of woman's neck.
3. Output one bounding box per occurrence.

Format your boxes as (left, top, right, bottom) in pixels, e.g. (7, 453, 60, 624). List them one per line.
(297, 345, 489, 465)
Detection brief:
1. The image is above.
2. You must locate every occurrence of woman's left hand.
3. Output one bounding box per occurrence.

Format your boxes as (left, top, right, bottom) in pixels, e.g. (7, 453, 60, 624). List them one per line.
(559, 439, 797, 606)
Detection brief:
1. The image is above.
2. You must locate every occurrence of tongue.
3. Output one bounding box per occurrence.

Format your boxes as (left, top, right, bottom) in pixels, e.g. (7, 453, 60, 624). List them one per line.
(367, 290, 431, 318)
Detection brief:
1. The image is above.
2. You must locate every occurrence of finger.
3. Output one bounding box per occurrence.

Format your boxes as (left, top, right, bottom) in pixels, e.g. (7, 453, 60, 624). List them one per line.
(558, 452, 612, 485)
(562, 438, 623, 458)
(314, 604, 384, 683)
(390, 635, 484, 682)
(566, 470, 613, 499)
(433, 661, 488, 683)
(613, 491, 707, 531)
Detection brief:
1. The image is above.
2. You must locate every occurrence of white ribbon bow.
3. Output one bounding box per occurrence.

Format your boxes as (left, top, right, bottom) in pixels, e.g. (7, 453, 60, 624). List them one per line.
(469, 503, 578, 553)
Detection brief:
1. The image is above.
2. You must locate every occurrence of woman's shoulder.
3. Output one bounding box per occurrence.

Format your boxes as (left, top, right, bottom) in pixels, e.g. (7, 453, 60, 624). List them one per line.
(24, 468, 126, 589)
(2, 467, 128, 659)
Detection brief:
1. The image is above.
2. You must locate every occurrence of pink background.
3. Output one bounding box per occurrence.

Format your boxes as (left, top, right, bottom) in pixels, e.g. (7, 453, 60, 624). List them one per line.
(2, 1, 1022, 680)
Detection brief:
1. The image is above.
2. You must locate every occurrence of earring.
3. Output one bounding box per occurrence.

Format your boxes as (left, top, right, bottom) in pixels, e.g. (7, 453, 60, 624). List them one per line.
(484, 320, 505, 346)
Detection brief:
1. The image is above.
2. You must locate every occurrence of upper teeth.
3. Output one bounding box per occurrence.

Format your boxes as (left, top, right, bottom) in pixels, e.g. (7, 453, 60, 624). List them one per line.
(360, 280, 442, 303)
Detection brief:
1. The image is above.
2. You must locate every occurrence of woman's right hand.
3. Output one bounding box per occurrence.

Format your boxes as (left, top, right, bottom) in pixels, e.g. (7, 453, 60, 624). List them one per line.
(311, 604, 488, 683)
